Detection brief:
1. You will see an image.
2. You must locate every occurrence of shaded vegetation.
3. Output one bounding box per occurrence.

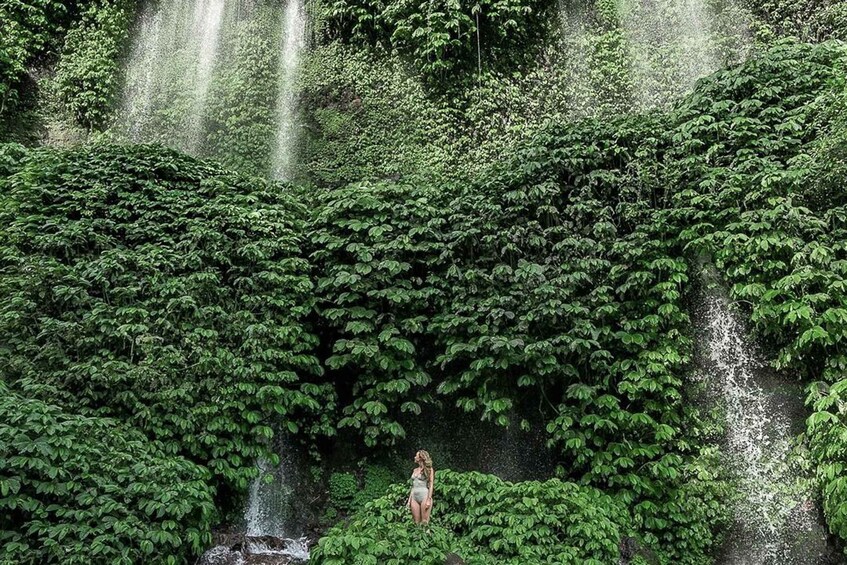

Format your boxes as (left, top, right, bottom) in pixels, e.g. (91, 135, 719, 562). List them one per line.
(323, 0, 555, 82)
(312, 469, 632, 564)
(1, 0, 847, 562)
(0, 144, 333, 494)
(0, 0, 73, 118)
(53, 0, 136, 129)
(0, 382, 215, 565)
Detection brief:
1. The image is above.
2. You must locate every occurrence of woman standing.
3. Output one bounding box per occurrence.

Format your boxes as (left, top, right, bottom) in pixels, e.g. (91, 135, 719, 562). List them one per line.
(406, 450, 434, 524)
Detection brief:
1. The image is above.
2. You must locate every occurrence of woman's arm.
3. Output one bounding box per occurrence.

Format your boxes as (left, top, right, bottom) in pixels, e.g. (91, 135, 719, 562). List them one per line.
(427, 469, 435, 501)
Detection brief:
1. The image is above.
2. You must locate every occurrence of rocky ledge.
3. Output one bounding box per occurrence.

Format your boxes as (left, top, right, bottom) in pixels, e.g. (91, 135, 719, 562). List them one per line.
(197, 534, 312, 565)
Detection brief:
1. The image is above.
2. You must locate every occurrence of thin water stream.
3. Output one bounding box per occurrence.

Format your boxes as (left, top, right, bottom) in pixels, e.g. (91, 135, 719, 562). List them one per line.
(271, 0, 306, 180)
(120, 0, 231, 150)
(695, 280, 840, 564)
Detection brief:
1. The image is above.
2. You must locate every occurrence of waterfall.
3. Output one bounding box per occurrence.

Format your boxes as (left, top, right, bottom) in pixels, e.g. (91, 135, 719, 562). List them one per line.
(619, 0, 725, 109)
(119, 0, 307, 177)
(697, 291, 835, 564)
(241, 451, 310, 561)
(552, 0, 751, 116)
(188, 0, 226, 151)
(119, 0, 231, 152)
(120, 4, 162, 142)
(271, 0, 307, 180)
(245, 460, 290, 538)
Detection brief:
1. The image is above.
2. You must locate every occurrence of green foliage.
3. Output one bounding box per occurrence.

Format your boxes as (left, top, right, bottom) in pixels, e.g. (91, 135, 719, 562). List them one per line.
(0, 143, 29, 177)
(324, 0, 555, 82)
(659, 39, 847, 546)
(2, 16, 847, 564)
(306, 39, 846, 561)
(324, 464, 395, 522)
(309, 182, 444, 446)
(304, 114, 727, 561)
(747, 0, 847, 42)
(300, 0, 750, 187)
(0, 381, 215, 565)
(328, 472, 359, 513)
(52, 0, 135, 128)
(355, 463, 394, 506)
(312, 470, 631, 564)
(299, 43, 462, 185)
(0, 0, 70, 117)
(0, 143, 334, 491)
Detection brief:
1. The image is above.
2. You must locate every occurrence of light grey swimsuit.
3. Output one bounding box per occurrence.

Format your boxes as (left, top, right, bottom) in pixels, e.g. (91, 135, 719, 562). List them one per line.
(411, 473, 429, 503)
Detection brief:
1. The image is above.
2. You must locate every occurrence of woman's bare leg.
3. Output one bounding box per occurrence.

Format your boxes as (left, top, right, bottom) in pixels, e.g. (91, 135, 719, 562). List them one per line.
(410, 499, 422, 524)
(422, 499, 432, 524)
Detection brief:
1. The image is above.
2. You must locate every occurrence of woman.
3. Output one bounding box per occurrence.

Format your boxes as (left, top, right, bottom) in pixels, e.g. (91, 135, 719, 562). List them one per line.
(406, 450, 434, 524)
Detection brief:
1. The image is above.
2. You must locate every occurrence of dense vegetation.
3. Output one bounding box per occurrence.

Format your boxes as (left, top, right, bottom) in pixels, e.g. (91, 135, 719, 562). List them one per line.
(1, 0, 847, 563)
(313, 470, 632, 564)
(310, 38, 847, 563)
(53, 0, 136, 129)
(324, 0, 554, 81)
(0, 144, 333, 494)
(0, 0, 73, 116)
(0, 382, 215, 564)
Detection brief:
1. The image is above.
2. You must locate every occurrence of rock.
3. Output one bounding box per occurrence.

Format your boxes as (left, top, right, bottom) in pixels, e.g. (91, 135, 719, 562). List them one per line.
(444, 552, 465, 565)
(197, 545, 244, 565)
(196, 534, 311, 565)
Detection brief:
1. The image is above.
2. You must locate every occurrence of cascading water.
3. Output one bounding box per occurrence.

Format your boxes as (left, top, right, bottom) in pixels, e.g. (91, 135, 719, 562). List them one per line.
(245, 459, 296, 539)
(188, 0, 227, 151)
(199, 449, 311, 564)
(552, 0, 751, 116)
(119, 0, 307, 177)
(242, 448, 311, 562)
(696, 289, 838, 564)
(271, 0, 306, 180)
(619, 0, 724, 109)
(120, 0, 230, 151)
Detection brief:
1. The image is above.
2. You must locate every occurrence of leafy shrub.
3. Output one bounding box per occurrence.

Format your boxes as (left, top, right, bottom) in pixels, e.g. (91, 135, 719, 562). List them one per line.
(0, 143, 333, 491)
(328, 472, 359, 513)
(312, 469, 631, 564)
(324, 464, 395, 521)
(355, 464, 394, 506)
(749, 0, 847, 42)
(299, 43, 463, 186)
(661, 40, 847, 545)
(0, 382, 216, 565)
(0, 0, 71, 117)
(324, 0, 555, 82)
(53, 0, 136, 128)
(0, 143, 29, 177)
(309, 181, 445, 446)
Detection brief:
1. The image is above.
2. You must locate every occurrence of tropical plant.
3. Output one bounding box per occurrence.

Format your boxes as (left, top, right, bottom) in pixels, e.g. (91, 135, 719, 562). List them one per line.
(0, 0, 72, 117)
(0, 143, 334, 492)
(0, 382, 216, 565)
(324, 0, 555, 82)
(53, 0, 136, 128)
(312, 469, 632, 565)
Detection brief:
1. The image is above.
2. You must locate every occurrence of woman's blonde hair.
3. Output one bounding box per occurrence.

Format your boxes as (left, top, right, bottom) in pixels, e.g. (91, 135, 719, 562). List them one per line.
(417, 450, 433, 481)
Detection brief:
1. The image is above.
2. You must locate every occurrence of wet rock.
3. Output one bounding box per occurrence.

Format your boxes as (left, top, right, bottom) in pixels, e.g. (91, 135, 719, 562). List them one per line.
(196, 534, 311, 565)
(444, 552, 465, 565)
(618, 536, 659, 565)
(197, 545, 244, 565)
